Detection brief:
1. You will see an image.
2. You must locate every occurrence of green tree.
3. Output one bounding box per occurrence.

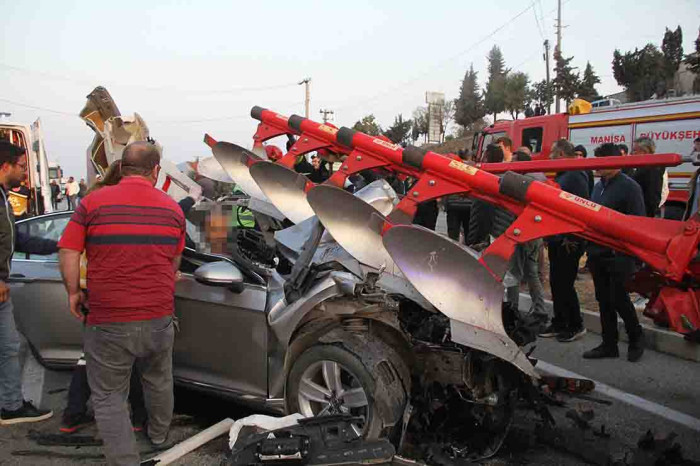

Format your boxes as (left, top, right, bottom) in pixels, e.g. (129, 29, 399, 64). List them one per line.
(552, 52, 580, 106)
(411, 106, 428, 143)
(484, 46, 507, 121)
(613, 44, 666, 102)
(504, 71, 530, 119)
(383, 114, 413, 145)
(352, 114, 382, 136)
(684, 28, 700, 93)
(454, 64, 485, 130)
(531, 79, 554, 113)
(438, 100, 455, 141)
(661, 26, 684, 93)
(577, 62, 601, 102)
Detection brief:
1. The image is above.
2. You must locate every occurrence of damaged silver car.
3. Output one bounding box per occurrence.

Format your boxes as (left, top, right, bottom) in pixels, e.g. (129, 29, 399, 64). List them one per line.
(11, 89, 547, 462)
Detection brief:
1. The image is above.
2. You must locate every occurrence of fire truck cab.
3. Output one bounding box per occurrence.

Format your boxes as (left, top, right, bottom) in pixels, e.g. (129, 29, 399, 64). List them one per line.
(474, 96, 700, 219)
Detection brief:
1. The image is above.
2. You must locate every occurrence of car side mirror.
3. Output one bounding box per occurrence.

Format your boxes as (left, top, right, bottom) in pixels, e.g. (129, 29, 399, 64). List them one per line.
(194, 261, 244, 289)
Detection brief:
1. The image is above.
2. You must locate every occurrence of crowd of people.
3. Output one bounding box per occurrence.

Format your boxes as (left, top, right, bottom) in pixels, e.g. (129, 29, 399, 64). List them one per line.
(49, 176, 88, 210)
(0, 135, 696, 465)
(440, 135, 688, 364)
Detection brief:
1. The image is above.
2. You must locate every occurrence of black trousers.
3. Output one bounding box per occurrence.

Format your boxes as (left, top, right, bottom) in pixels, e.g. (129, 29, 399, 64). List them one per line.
(588, 255, 642, 346)
(446, 206, 470, 243)
(413, 200, 439, 231)
(548, 241, 584, 331)
(65, 357, 146, 424)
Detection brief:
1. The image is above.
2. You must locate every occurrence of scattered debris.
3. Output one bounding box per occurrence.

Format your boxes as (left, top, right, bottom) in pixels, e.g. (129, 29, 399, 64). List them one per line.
(141, 417, 234, 466)
(625, 430, 700, 466)
(27, 429, 103, 447)
(229, 414, 395, 465)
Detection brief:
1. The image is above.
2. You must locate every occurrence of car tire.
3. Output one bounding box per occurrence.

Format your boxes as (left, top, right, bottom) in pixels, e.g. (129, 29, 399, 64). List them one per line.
(286, 341, 407, 439)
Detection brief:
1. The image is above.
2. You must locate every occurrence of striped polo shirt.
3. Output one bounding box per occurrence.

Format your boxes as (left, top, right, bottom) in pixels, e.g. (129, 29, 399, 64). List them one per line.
(58, 176, 186, 324)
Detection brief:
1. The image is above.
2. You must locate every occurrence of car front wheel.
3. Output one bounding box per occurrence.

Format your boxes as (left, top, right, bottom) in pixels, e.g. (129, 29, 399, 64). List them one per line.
(286, 341, 407, 439)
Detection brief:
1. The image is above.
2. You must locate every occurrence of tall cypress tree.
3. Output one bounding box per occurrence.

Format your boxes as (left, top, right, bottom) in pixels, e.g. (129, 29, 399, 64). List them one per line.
(484, 46, 507, 121)
(454, 64, 485, 130)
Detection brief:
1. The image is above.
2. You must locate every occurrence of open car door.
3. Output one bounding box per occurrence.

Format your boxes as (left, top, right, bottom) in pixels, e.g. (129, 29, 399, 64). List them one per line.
(9, 212, 82, 368)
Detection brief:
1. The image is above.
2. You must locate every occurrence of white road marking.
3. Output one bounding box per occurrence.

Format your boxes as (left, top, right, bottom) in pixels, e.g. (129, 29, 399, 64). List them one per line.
(536, 361, 700, 433)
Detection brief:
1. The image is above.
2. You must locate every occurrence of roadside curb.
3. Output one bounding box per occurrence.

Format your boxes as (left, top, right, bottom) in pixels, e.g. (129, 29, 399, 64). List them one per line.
(518, 293, 700, 362)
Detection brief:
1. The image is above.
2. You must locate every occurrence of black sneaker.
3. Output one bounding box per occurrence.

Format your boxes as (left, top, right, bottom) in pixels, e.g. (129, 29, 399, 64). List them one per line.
(60, 411, 95, 433)
(539, 324, 562, 338)
(149, 431, 168, 447)
(1, 401, 53, 425)
(628, 332, 645, 362)
(556, 327, 587, 342)
(583, 344, 619, 359)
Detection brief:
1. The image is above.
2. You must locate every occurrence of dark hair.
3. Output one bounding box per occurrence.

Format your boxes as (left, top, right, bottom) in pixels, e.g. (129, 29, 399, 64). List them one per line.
(695, 137, 700, 143)
(87, 160, 123, 195)
(513, 150, 531, 162)
(551, 138, 575, 158)
(594, 142, 621, 157)
(120, 141, 161, 177)
(0, 141, 26, 167)
(495, 136, 513, 150)
(484, 144, 504, 163)
(618, 143, 629, 154)
(573, 145, 588, 157)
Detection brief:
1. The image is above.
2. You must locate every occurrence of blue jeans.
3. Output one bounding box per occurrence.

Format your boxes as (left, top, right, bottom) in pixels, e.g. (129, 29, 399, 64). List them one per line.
(0, 299, 22, 411)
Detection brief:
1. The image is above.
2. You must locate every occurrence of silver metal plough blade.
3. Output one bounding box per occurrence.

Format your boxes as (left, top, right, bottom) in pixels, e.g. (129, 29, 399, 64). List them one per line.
(307, 185, 400, 274)
(249, 162, 315, 224)
(382, 225, 538, 378)
(211, 142, 269, 201)
(196, 156, 234, 183)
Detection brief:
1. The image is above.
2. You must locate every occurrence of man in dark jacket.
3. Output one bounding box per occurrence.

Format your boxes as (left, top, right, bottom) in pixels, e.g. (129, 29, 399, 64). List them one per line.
(540, 139, 590, 342)
(444, 151, 472, 242)
(0, 141, 57, 425)
(583, 143, 646, 362)
(50, 180, 61, 210)
(573, 145, 595, 195)
(631, 137, 664, 218)
(466, 144, 515, 246)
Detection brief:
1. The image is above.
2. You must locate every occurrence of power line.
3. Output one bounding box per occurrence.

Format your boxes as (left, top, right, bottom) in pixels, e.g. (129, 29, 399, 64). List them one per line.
(0, 62, 298, 94)
(0, 97, 76, 116)
(533, 0, 545, 40)
(0, 96, 305, 124)
(332, 1, 538, 111)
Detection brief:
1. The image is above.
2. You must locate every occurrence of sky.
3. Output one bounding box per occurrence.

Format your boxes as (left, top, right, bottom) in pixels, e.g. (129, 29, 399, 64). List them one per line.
(0, 0, 698, 178)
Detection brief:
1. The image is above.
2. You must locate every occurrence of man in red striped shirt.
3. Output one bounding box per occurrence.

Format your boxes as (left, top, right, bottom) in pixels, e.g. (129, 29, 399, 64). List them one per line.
(59, 142, 185, 466)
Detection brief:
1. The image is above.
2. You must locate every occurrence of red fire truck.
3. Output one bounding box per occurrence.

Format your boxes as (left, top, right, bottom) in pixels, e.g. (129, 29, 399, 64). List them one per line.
(473, 95, 700, 219)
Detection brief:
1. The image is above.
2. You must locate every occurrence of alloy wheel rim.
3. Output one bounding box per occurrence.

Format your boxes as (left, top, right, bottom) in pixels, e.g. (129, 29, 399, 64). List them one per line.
(297, 360, 369, 436)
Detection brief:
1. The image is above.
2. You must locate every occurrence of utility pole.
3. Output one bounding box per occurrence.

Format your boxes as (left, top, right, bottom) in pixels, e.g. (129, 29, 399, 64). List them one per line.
(298, 77, 311, 118)
(319, 108, 334, 123)
(544, 40, 551, 115)
(554, 0, 562, 113)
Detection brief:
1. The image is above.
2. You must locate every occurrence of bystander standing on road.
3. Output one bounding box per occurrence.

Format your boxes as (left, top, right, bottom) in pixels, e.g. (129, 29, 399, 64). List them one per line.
(583, 143, 646, 362)
(77, 178, 87, 205)
(58, 142, 186, 465)
(65, 176, 79, 210)
(444, 150, 472, 243)
(618, 143, 635, 176)
(540, 139, 590, 342)
(50, 179, 60, 210)
(0, 141, 57, 426)
(631, 137, 667, 218)
(508, 150, 547, 324)
(573, 145, 595, 195)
